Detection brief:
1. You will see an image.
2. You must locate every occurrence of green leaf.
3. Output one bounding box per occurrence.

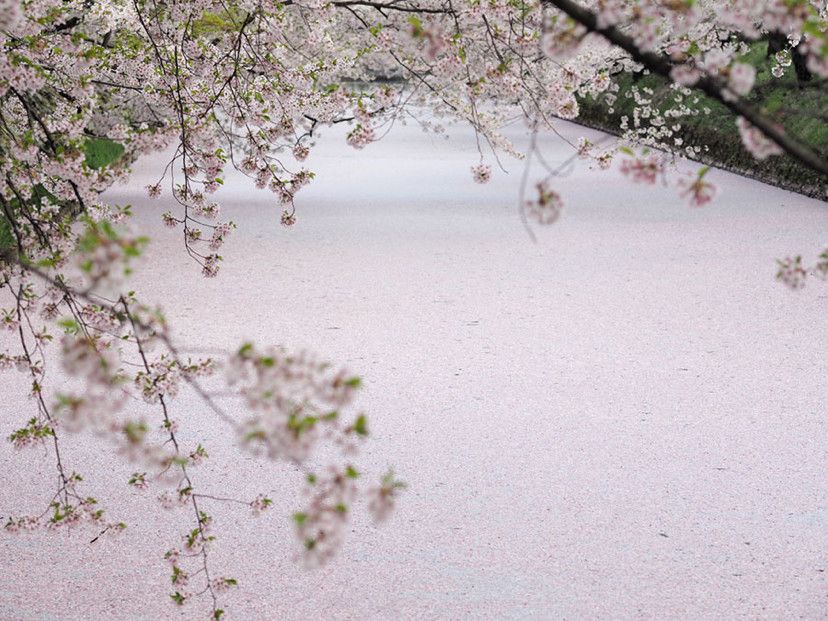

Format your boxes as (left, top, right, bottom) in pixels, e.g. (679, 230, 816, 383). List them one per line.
(408, 16, 423, 38)
(354, 415, 368, 436)
(58, 318, 81, 334)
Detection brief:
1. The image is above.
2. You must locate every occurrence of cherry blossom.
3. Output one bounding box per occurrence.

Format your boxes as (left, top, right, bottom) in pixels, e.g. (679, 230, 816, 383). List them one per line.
(471, 164, 492, 184)
(526, 181, 566, 225)
(678, 167, 718, 208)
(776, 255, 808, 290)
(737, 117, 785, 161)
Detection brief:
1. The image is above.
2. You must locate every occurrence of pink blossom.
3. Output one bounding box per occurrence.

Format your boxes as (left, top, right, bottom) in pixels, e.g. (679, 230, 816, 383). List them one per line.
(195, 203, 220, 220)
(367, 470, 406, 524)
(293, 144, 310, 161)
(2, 0, 827, 614)
(678, 176, 718, 207)
(2, 308, 19, 331)
(736, 117, 784, 161)
(281, 210, 297, 227)
(703, 48, 730, 74)
(201, 254, 221, 277)
(250, 494, 272, 515)
(806, 52, 828, 78)
(471, 164, 492, 184)
(209, 223, 234, 250)
(728, 62, 756, 96)
(8, 418, 53, 450)
(775, 50, 792, 68)
(776, 256, 807, 290)
(346, 125, 375, 150)
(576, 137, 593, 159)
(0, 0, 22, 32)
(210, 578, 237, 594)
(164, 549, 180, 566)
(619, 155, 664, 185)
(814, 247, 828, 280)
(526, 181, 564, 225)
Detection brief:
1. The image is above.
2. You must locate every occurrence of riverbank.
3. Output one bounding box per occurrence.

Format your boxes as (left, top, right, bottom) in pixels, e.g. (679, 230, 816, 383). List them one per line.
(575, 41, 827, 202)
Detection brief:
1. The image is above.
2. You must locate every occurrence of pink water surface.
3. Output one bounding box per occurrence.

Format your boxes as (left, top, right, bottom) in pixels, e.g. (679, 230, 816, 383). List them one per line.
(1, 119, 827, 620)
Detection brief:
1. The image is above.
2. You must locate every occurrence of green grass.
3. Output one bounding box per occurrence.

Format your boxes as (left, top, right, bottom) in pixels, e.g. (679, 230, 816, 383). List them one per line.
(0, 212, 12, 251)
(82, 137, 125, 170)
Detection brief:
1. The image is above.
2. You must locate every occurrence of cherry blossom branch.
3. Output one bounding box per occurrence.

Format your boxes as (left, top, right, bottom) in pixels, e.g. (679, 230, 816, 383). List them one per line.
(331, 0, 451, 15)
(12, 260, 239, 431)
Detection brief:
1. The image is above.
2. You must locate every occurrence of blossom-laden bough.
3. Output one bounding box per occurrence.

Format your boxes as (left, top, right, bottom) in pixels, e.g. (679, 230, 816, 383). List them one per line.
(1, 0, 827, 616)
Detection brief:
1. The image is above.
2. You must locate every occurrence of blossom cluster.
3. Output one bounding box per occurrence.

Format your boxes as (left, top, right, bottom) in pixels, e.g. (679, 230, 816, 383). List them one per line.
(776, 247, 828, 290)
(227, 343, 364, 462)
(294, 466, 359, 568)
(776, 255, 807, 290)
(471, 164, 492, 184)
(619, 154, 665, 185)
(526, 181, 565, 225)
(736, 117, 785, 161)
(678, 167, 718, 208)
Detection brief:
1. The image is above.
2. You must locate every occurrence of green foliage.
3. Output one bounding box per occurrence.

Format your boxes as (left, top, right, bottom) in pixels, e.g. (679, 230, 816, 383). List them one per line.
(190, 8, 248, 38)
(170, 592, 186, 605)
(9, 418, 55, 445)
(738, 40, 769, 67)
(409, 16, 423, 38)
(82, 138, 125, 170)
(1, 184, 64, 257)
(353, 414, 368, 436)
(0, 212, 12, 252)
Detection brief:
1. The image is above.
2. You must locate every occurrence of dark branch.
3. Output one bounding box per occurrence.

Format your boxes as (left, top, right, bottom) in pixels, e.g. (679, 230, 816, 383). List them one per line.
(331, 0, 450, 14)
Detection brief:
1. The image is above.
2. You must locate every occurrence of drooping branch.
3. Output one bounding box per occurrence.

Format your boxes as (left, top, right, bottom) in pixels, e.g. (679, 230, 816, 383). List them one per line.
(331, 0, 451, 14)
(543, 0, 828, 177)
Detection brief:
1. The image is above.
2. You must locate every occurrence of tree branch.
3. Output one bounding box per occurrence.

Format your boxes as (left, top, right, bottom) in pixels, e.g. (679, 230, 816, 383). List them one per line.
(331, 0, 450, 14)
